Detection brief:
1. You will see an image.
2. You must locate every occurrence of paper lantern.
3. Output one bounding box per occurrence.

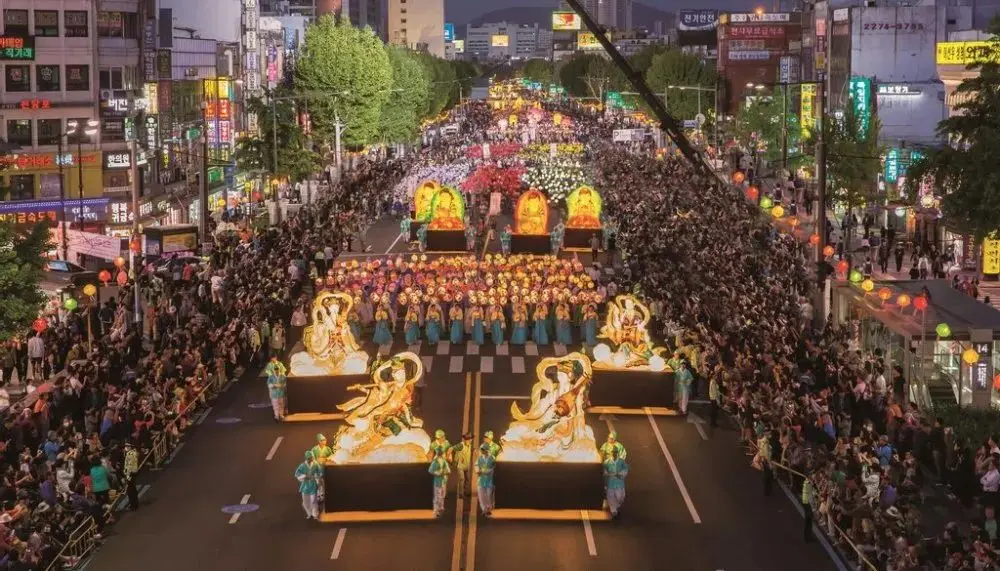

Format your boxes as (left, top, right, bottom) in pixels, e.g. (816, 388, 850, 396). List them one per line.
(731, 171, 746, 184)
(760, 196, 774, 210)
(129, 239, 141, 253)
(98, 269, 111, 283)
(593, 343, 612, 363)
(913, 295, 928, 311)
(771, 205, 785, 218)
(897, 294, 911, 308)
(822, 245, 835, 257)
(935, 323, 951, 338)
(849, 270, 863, 283)
(649, 355, 666, 372)
(82, 284, 97, 297)
(836, 260, 849, 274)
(993, 373, 1000, 391)
(114, 256, 126, 268)
(962, 348, 980, 365)
(877, 287, 892, 302)
(808, 233, 820, 246)
(860, 279, 875, 292)
(63, 298, 78, 311)
(31, 318, 47, 333)
(746, 186, 759, 201)
(116, 271, 128, 286)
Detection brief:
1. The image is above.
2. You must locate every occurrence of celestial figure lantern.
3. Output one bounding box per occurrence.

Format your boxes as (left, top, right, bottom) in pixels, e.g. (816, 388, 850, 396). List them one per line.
(330, 352, 431, 465)
(413, 180, 440, 222)
(592, 295, 668, 371)
(290, 291, 370, 376)
(427, 187, 466, 231)
(498, 353, 600, 463)
(565, 186, 603, 230)
(515, 189, 550, 235)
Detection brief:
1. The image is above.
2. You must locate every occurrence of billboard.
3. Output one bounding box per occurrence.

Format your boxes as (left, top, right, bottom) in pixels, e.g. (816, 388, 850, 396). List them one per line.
(727, 12, 791, 23)
(678, 10, 718, 31)
(849, 76, 873, 135)
(800, 84, 816, 136)
(727, 25, 785, 39)
(491, 34, 509, 48)
(454, 39, 465, 53)
(578, 31, 603, 50)
(444, 23, 455, 43)
(936, 41, 998, 65)
(552, 11, 582, 31)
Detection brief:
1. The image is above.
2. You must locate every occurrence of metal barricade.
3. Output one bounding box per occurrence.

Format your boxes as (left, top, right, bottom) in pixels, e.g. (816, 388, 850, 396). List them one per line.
(44, 517, 99, 571)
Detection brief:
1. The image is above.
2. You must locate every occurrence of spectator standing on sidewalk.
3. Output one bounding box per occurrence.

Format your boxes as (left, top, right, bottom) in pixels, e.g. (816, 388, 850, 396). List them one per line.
(802, 476, 818, 542)
(123, 442, 139, 511)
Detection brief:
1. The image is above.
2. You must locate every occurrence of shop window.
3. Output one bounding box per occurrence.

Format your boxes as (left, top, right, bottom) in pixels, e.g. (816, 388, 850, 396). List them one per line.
(3, 10, 28, 36)
(36, 64, 60, 91)
(64, 11, 89, 37)
(8, 175, 35, 201)
(65, 65, 89, 91)
(5, 65, 29, 92)
(6, 119, 31, 146)
(37, 119, 61, 146)
(34, 10, 59, 37)
(39, 174, 62, 199)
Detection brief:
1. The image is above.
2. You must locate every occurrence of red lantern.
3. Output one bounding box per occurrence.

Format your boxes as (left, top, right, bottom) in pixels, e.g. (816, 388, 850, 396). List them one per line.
(251, 191, 263, 202)
(836, 260, 849, 275)
(808, 233, 820, 246)
(993, 373, 1000, 391)
(116, 271, 128, 286)
(913, 295, 928, 311)
(746, 185, 759, 201)
(129, 239, 141, 253)
(731, 171, 746, 184)
(822, 245, 835, 257)
(98, 269, 111, 283)
(114, 256, 126, 268)
(32, 318, 47, 333)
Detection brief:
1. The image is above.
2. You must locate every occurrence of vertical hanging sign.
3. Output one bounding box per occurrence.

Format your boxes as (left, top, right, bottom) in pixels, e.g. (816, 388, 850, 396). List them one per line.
(143, 18, 157, 81)
(848, 76, 873, 136)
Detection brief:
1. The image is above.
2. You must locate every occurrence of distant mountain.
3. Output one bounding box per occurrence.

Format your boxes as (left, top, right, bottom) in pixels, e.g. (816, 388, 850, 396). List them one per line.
(460, 3, 676, 35)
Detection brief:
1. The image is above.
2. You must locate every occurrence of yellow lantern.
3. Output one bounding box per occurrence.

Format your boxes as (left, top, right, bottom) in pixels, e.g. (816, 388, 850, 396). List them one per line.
(860, 279, 874, 293)
(82, 284, 97, 297)
(963, 348, 980, 365)
(771, 205, 785, 218)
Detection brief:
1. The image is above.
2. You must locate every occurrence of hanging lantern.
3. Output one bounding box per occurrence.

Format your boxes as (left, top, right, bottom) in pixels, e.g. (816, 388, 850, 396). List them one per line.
(63, 298, 78, 311)
(913, 295, 928, 311)
(746, 186, 759, 201)
(731, 171, 746, 184)
(935, 323, 951, 338)
(31, 318, 47, 333)
(877, 287, 892, 302)
(82, 284, 97, 297)
(129, 239, 142, 254)
(993, 373, 1000, 391)
(962, 348, 980, 365)
(849, 269, 863, 283)
(897, 294, 911, 308)
(860, 279, 875, 292)
(116, 271, 128, 286)
(760, 196, 774, 210)
(771, 205, 785, 218)
(114, 256, 126, 268)
(836, 260, 849, 275)
(822, 245, 835, 257)
(98, 269, 111, 283)
(808, 233, 820, 246)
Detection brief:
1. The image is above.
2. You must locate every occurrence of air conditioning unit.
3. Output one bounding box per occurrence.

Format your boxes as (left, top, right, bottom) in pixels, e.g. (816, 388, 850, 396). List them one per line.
(100, 89, 113, 101)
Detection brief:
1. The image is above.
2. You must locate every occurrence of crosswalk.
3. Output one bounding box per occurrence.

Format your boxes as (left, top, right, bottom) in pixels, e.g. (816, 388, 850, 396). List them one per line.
(359, 339, 574, 374)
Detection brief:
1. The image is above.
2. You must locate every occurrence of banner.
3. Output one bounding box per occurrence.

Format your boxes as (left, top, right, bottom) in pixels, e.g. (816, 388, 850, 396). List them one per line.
(800, 84, 816, 137)
(51, 228, 122, 262)
(678, 10, 718, 31)
(984, 238, 1000, 275)
(162, 232, 198, 254)
(936, 41, 998, 65)
(578, 32, 603, 50)
(848, 76, 872, 135)
(491, 34, 508, 48)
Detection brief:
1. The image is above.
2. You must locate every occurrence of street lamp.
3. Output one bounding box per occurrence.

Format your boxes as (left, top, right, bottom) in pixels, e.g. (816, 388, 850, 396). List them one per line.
(66, 119, 99, 228)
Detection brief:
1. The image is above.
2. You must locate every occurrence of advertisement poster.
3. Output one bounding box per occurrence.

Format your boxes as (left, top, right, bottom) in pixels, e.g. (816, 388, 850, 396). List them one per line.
(552, 11, 582, 31)
(800, 84, 816, 136)
(162, 232, 198, 254)
(577, 32, 603, 50)
(983, 238, 1000, 275)
(848, 76, 873, 135)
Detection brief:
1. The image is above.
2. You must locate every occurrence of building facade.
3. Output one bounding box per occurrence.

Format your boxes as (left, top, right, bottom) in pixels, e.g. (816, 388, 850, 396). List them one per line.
(465, 22, 549, 60)
(717, 11, 803, 114)
(387, 0, 443, 57)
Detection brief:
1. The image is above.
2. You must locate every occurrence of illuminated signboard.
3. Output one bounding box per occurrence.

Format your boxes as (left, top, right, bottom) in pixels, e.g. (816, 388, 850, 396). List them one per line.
(18, 99, 51, 110)
(800, 83, 816, 137)
(876, 84, 922, 96)
(491, 34, 509, 48)
(0, 36, 34, 61)
(936, 41, 998, 65)
(729, 51, 771, 61)
(552, 11, 582, 31)
(103, 150, 131, 170)
(578, 31, 603, 50)
(862, 22, 925, 32)
(454, 39, 465, 53)
(678, 10, 718, 31)
(444, 23, 455, 42)
(727, 25, 785, 39)
(848, 76, 873, 135)
(0, 153, 95, 169)
(0, 211, 58, 224)
(144, 82, 159, 114)
(729, 12, 790, 23)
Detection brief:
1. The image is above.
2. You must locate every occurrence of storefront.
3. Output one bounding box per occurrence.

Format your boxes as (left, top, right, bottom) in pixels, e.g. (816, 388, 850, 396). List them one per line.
(0, 151, 103, 203)
(0, 197, 111, 229)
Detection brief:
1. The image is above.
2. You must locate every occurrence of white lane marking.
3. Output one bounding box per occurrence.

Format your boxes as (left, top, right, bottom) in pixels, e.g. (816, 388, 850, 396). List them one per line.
(581, 510, 597, 556)
(449, 356, 464, 373)
(265, 436, 284, 461)
(138, 485, 151, 499)
(479, 395, 530, 400)
(385, 232, 403, 254)
(688, 412, 709, 441)
(437, 341, 451, 355)
(466, 341, 480, 355)
(229, 494, 251, 524)
(646, 409, 702, 524)
(778, 479, 850, 571)
(511, 356, 525, 374)
(421, 356, 434, 372)
(525, 343, 538, 356)
(496, 343, 509, 356)
(195, 406, 213, 425)
(553, 343, 567, 356)
(330, 528, 348, 559)
(480, 356, 494, 374)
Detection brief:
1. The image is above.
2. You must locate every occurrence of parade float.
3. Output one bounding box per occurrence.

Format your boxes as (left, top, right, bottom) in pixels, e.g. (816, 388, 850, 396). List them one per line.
(492, 353, 606, 516)
(511, 189, 551, 254)
(425, 186, 468, 251)
(409, 180, 439, 242)
(562, 185, 604, 249)
(322, 352, 436, 518)
(285, 291, 371, 420)
(588, 295, 675, 412)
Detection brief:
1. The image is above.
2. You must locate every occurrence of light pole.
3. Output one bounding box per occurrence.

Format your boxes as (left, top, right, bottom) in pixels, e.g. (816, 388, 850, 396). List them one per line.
(666, 84, 719, 145)
(66, 119, 99, 228)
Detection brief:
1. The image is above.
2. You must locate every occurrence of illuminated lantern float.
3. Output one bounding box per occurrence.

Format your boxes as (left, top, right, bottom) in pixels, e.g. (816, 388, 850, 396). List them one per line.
(492, 353, 606, 517)
(285, 291, 372, 421)
(409, 180, 438, 242)
(589, 294, 674, 410)
(510, 188, 552, 254)
(424, 187, 468, 251)
(321, 352, 437, 519)
(562, 185, 604, 249)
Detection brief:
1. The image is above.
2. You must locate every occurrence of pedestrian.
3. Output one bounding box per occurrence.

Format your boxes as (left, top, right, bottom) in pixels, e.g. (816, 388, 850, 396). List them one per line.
(428, 447, 451, 517)
(758, 430, 773, 496)
(475, 444, 496, 517)
(450, 433, 473, 498)
(802, 476, 817, 542)
(590, 232, 600, 265)
(265, 356, 287, 422)
(294, 451, 321, 520)
(603, 447, 628, 518)
(708, 374, 721, 428)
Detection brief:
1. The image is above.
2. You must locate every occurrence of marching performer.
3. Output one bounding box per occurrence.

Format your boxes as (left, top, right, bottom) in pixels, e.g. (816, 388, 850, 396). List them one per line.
(675, 361, 694, 415)
(404, 303, 421, 345)
(532, 301, 549, 345)
(475, 444, 496, 517)
(428, 447, 451, 517)
(599, 431, 627, 462)
(294, 451, 322, 520)
(429, 429, 451, 458)
(481, 430, 502, 458)
(510, 300, 528, 345)
(450, 433, 473, 498)
(311, 434, 333, 463)
(489, 302, 506, 346)
(372, 300, 393, 346)
(265, 356, 287, 422)
(603, 447, 628, 518)
(425, 300, 443, 344)
(580, 303, 599, 347)
(500, 225, 512, 256)
(555, 301, 573, 346)
(470, 304, 486, 345)
(449, 300, 465, 344)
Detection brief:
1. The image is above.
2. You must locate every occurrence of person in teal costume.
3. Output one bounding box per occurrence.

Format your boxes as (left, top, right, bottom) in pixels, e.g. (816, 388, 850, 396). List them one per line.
(404, 304, 421, 345)
(425, 301, 443, 344)
(488, 304, 505, 346)
(372, 303, 393, 346)
(554, 302, 573, 345)
(416, 224, 428, 252)
(470, 305, 486, 345)
(347, 304, 363, 345)
(500, 225, 512, 255)
(475, 444, 496, 517)
(580, 303, 598, 347)
(509, 302, 528, 345)
(532, 302, 549, 345)
(603, 447, 628, 518)
(400, 214, 412, 242)
(294, 451, 322, 519)
(428, 447, 451, 517)
(449, 303, 465, 344)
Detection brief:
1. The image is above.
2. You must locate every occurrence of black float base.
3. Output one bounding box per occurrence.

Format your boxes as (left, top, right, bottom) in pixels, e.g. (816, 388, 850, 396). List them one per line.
(493, 461, 604, 510)
(426, 229, 467, 252)
(324, 462, 432, 512)
(510, 233, 551, 254)
(589, 369, 675, 409)
(563, 228, 602, 249)
(409, 222, 424, 243)
(286, 374, 369, 416)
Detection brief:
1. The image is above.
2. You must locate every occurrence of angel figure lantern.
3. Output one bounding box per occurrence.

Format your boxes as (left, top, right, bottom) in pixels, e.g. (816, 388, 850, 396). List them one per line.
(592, 295, 669, 372)
(290, 291, 371, 376)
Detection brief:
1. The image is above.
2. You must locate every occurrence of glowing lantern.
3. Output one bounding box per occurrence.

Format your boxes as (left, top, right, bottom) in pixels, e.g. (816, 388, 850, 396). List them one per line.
(771, 205, 785, 218)
(877, 287, 892, 302)
(129, 239, 141, 253)
(593, 343, 612, 363)
(760, 196, 774, 210)
(63, 298, 78, 311)
(612, 351, 628, 368)
(895, 207, 907, 217)
(935, 323, 951, 338)
(849, 270, 863, 283)
(808, 233, 820, 246)
(860, 279, 875, 292)
(920, 195, 936, 209)
(746, 186, 759, 201)
(731, 171, 746, 184)
(913, 295, 928, 311)
(836, 260, 849, 275)
(993, 373, 1000, 391)
(897, 294, 911, 308)
(98, 269, 111, 283)
(823, 245, 835, 257)
(31, 318, 47, 333)
(962, 348, 980, 365)
(82, 284, 97, 297)
(649, 355, 666, 372)
(788, 217, 800, 228)
(114, 256, 126, 268)
(116, 271, 128, 286)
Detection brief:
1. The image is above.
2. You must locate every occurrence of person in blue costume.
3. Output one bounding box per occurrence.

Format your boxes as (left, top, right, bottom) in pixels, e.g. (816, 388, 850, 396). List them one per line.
(425, 300, 443, 344)
(372, 300, 393, 346)
(603, 446, 628, 518)
(449, 301, 465, 344)
(416, 224, 428, 252)
(580, 303, 599, 347)
(428, 447, 451, 517)
(347, 300, 363, 345)
(500, 225, 512, 256)
(475, 444, 496, 517)
(488, 302, 506, 346)
(532, 301, 550, 345)
(554, 301, 573, 345)
(509, 300, 528, 345)
(469, 304, 486, 345)
(265, 356, 287, 421)
(400, 214, 412, 243)
(294, 451, 322, 520)
(404, 303, 421, 345)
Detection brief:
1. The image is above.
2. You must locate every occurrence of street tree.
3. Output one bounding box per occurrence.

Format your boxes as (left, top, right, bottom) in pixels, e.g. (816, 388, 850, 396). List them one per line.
(0, 221, 49, 341)
(415, 53, 458, 118)
(558, 53, 622, 99)
(629, 45, 672, 76)
(825, 100, 883, 246)
(644, 49, 718, 123)
(906, 20, 1000, 241)
(520, 59, 554, 85)
(235, 88, 320, 181)
(379, 47, 430, 143)
(732, 86, 812, 173)
(295, 15, 392, 147)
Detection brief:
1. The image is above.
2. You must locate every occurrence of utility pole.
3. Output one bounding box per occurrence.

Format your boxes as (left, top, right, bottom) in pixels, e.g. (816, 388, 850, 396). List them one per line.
(815, 78, 827, 265)
(781, 82, 789, 173)
(334, 110, 344, 179)
(199, 129, 209, 241)
(128, 137, 141, 324)
(271, 96, 279, 175)
(57, 135, 68, 259)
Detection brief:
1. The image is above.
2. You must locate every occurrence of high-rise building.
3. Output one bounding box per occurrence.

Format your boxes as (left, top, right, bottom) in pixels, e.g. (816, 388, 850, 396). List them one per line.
(465, 22, 550, 60)
(387, 0, 444, 57)
(346, 0, 383, 38)
(615, 0, 632, 31)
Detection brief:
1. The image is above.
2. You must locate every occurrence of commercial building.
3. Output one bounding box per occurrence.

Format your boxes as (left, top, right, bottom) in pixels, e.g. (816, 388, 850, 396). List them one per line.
(465, 22, 550, 60)
(935, 29, 992, 117)
(260, 0, 318, 19)
(387, 0, 444, 57)
(559, 0, 630, 30)
(717, 11, 803, 114)
(613, 30, 670, 58)
(676, 9, 719, 58)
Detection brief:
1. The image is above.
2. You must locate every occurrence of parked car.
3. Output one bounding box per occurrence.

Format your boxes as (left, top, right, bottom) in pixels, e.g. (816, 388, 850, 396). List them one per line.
(40, 260, 99, 294)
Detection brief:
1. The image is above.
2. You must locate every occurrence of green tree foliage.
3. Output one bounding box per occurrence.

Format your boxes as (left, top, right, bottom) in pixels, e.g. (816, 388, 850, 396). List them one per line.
(0, 222, 49, 341)
(628, 45, 672, 76)
(905, 19, 1000, 240)
(825, 101, 883, 212)
(644, 49, 718, 122)
(379, 47, 430, 143)
(733, 86, 812, 172)
(415, 52, 458, 117)
(295, 15, 392, 146)
(520, 59, 554, 85)
(451, 60, 481, 105)
(558, 53, 624, 98)
(235, 88, 320, 181)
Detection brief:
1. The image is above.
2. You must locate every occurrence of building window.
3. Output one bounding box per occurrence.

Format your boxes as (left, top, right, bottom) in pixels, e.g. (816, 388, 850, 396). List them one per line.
(3, 10, 28, 36)
(7, 175, 35, 201)
(100, 67, 123, 90)
(98, 11, 122, 37)
(34, 10, 59, 36)
(64, 11, 89, 37)
(65, 65, 89, 91)
(5, 65, 29, 92)
(69, 117, 95, 144)
(6, 119, 31, 146)
(36, 64, 60, 91)
(37, 119, 61, 146)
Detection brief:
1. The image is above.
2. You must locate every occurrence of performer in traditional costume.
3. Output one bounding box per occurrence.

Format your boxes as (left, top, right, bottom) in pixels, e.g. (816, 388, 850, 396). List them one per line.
(449, 302, 465, 344)
(400, 214, 412, 244)
(500, 225, 512, 256)
(428, 447, 451, 517)
(475, 444, 496, 517)
(481, 430, 502, 458)
(599, 431, 628, 462)
(465, 224, 476, 251)
(510, 301, 528, 345)
(470, 304, 486, 345)
(404, 303, 421, 345)
(416, 224, 428, 252)
(429, 429, 451, 459)
(311, 433, 334, 463)
(555, 301, 573, 346)
(372, 302, 393, 346)
(347, 301, 363, 344)
(489, 302, 506, 346)
(265, 356, 287, 422)
(450, 433, 473, 498)
(294, 451, 322, 520)
(532, 302, 550, 345)
(425, 300, 443, 344)
(580, 303, 598, 347)
(675, 361, 693, 415)
(603, 447, 628, 518)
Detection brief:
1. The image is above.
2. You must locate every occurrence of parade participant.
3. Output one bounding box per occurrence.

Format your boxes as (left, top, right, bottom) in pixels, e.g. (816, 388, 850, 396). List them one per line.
(481, 430, 502, 458)
(416, 224, 428, 252)
(489, 302, 506, 346)
(450, 433, 473, 498)
(470, 304, 486, 345)
(449, 300, 465, 344)
(347, 301, 363, 343)
(500, 225, 512, 256)
(510, 301, 528, 345)
(404, 303, 421, 345)
(372, 301, 393, 346)
(464, 223, 476, 251)
(429, 429, 451, 458)
(311, 434, 333, 464)
(428, 447, 451, 517)
(294, 451, 322, 520)
(123, 442, 139, 511)
(555, 301, 573, 345)
(400, 213, 412, 244)
(425, 300, 443, 344)
(475, 444, 496, 517)
(603, 447, 628, 518)
(675, 361, 693, 415)
(265, 356, 287, 422)
(532, 301, 550, 345)
(550, 223, 565, 255)
(599, 431, 627, 462)
(581, 303, 598, 346)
